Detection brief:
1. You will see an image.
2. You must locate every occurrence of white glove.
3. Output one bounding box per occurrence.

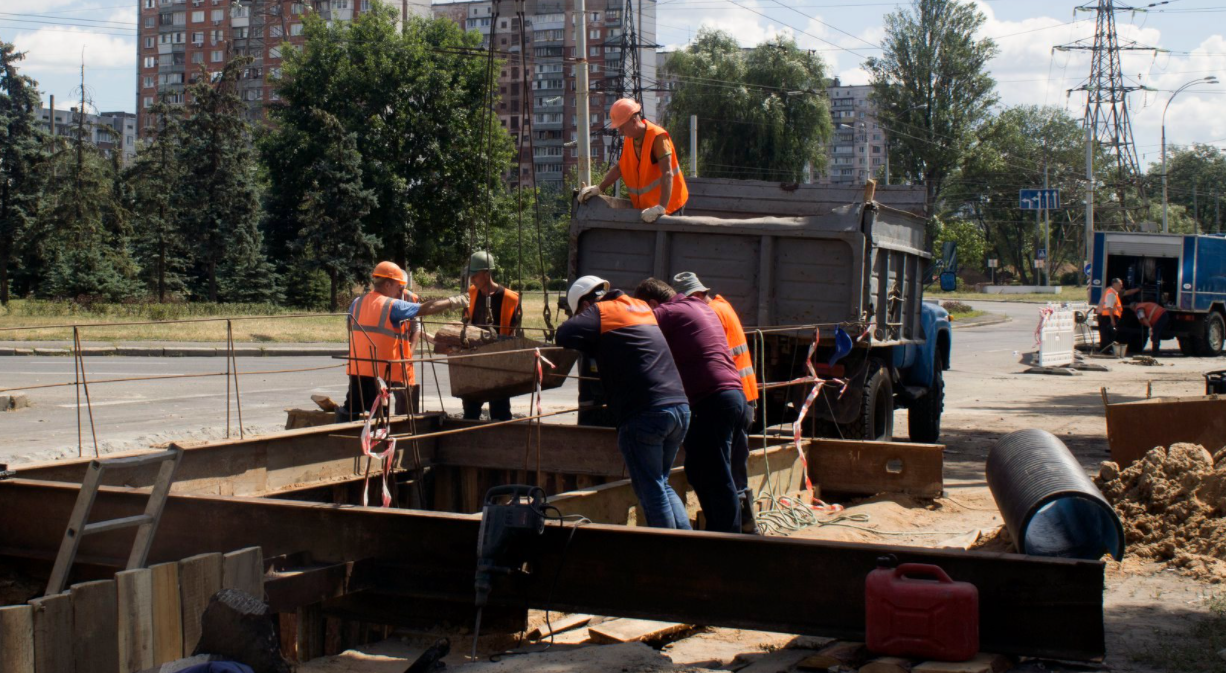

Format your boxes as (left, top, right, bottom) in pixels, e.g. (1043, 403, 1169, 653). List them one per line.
(578, 184, 601, 204)
(640, 204, 666, 223)
(448, 294, 470, 309)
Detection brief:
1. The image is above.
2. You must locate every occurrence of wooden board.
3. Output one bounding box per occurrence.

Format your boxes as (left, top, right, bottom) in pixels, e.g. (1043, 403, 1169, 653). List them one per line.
(1104, 395, 1226, 468)
(149, 563, 183, 665)
(587, 618, 688, 644)
(527, 613, 593, 640)
(178, 553, 223, 657)
(861, 657, 914, 673)
(71, 580, 118, 673)
(913, 653, 1009, 673)
(808, 439, 944, 498)
(28, 594, 72, 673)
(437, 421, 623, 477)
(0, 605, 35, 673)
(222, 547, 264, 598)
(116, 569, 154, 673)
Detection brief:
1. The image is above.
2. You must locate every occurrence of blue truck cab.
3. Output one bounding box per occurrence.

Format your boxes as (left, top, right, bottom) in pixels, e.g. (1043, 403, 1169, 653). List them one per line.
(1090, 231, 1226, 356)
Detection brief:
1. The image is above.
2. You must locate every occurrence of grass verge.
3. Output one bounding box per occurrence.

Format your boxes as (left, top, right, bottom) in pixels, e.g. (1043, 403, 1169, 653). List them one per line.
(929, 289, 1090, 304)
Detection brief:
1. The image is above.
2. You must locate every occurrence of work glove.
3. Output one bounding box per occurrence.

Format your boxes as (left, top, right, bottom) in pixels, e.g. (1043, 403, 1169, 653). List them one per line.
(640, 204, 666, 223)
(577, 184, 601, 204)
(448, 294, 470, 310)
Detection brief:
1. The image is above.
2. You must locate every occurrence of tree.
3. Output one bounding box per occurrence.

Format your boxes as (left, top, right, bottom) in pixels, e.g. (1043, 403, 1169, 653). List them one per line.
(1150, 144, 1226, 233)
(176, 57, 266, 302)
(662, 29, 832, 182)
(293, 109, 378, 311)
(0, 42, 45, 304)
(945, 106, 1087, 285)
(127, 94, 188, 301)
(264, 8, 514, 279)
(867, 0, 998, 214)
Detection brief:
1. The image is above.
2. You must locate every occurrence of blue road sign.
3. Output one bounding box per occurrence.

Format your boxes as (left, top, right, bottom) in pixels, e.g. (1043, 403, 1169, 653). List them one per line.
(1037, 248, 1046, 260)
(1019, 189, 1060, 210)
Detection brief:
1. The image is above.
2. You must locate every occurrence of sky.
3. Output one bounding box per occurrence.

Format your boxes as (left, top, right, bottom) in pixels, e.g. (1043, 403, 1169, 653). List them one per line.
(3, 0, 1225, 169)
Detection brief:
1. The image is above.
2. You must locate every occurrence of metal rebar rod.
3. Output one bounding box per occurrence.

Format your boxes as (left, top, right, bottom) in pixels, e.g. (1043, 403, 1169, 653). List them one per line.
(0, 364, 346, 394)
(0, 312, 349, 333)
(329, 406, 593, 443)
(74, 329, 100, 458)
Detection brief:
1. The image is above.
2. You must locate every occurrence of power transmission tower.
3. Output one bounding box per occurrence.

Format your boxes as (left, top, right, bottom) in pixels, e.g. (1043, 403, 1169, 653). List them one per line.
(607, 0, 643, 165)
(1055, 0, 1163, 224)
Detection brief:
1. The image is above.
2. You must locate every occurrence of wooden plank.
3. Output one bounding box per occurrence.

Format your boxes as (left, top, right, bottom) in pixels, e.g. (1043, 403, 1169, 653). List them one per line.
(178, 552, 222, 657)
(70, 580, 118, 673)
(587, 618, 689, 644)
(28, 595, 72, 673)
(0, 479, 1108, 661)
(797, 641, 866, 670)
(860, 657, 914, 673)
(526, 613, 593, 640)
(115, 569, 154, 673)
(222, 547, 264, 598)
(0, 605, 35, 673)
(436, 421, 624, 477)
(912, 653, 1010, 673)
(1105, 395, 1226, 468)
(808, 439, 944, 498)
(149, 563, 183, 665)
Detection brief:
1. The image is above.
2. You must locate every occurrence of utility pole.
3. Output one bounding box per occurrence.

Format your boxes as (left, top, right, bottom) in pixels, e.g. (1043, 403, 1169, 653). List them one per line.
(1085, 123, 1095, 267)
(1193, 184, 1199, 235)
(1044, 163, 1051, 286)
(49, 94, 55, 137)
(575, 0, 591, 186)
(689, 114, 697, 177)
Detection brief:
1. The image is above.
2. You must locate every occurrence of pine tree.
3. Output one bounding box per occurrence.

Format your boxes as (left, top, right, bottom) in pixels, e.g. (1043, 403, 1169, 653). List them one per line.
(0, 42, 45, 304)
(127, 94, 188, 301)
(176, 57, 266, 302)
(292, 109, 377, 311)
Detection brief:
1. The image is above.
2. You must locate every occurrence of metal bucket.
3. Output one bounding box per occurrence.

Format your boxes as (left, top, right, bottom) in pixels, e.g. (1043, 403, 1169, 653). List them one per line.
(448, 337, 579, 402)
(1207, 370, 1226, 396)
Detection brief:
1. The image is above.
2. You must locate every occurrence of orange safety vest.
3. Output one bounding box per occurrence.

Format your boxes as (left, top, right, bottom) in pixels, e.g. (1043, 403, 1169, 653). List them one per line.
(1098, 287, 1123, 319)
(596, 294, 657, 333)
(709, 295, 758, 403)
(397, 290, 420, 386)
(1134, 302, 1166, 327)
(346, 292, 410, 380)
(465, 286, 520, 336)
(619, 120, 689, 214)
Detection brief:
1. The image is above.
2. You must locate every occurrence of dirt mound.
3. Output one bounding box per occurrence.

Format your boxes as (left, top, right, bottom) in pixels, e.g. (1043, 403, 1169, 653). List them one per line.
(1094, 443, 1226, 581)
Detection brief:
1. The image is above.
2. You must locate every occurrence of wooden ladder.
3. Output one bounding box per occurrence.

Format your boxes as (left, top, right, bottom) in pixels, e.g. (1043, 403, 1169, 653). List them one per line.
(45, 447, 184, 595)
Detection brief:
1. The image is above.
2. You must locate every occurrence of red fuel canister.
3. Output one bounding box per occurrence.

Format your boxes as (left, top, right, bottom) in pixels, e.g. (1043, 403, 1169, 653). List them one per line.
(865, 561, 979, 661)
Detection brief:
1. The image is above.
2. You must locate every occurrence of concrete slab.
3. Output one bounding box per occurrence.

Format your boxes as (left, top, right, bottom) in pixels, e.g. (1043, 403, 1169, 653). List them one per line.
(163, 347, 218, 357)
(0, 348, 15, 356)
(13, 348, 32, 356)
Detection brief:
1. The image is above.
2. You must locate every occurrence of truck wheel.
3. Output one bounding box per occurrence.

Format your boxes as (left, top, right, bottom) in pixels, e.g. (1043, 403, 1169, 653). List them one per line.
(908, 353, 944, 444)
(1191, 312, 1226, 357)
(841, 360, 894, 441)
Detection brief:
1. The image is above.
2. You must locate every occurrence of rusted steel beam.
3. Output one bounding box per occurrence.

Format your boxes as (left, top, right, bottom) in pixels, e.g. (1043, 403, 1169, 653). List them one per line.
(0, 479, 1104, 660)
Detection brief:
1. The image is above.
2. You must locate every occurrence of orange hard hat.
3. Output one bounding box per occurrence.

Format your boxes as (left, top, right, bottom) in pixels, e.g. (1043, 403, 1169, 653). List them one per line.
(372, 261, 405, 285)
(609, 98, 642, 129)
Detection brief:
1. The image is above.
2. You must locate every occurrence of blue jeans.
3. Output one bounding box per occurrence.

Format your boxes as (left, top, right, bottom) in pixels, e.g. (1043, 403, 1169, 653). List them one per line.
(617, 404, 692, 529)
(685, 389, 747, 534)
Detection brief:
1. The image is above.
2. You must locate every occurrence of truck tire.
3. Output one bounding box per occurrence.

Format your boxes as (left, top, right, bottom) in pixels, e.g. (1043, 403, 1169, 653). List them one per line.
(908, 353, 944, 444)
(840, 360, 893, 441)
(1189, 312, 1226, 357)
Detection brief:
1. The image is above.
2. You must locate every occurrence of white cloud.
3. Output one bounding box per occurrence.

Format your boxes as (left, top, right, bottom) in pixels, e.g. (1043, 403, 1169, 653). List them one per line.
(11, 26, 134, 74)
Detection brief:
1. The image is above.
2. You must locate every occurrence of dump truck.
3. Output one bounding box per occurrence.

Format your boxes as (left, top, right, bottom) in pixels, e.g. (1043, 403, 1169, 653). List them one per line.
(1090, 231, 1226, 357)
(568, 178, 952, 442)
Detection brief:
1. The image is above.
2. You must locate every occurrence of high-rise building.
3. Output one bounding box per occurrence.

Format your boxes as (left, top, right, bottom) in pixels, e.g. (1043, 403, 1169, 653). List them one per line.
(35, 101, 138, 165)
(821, 80, 887, 186)
(433, 0, 657, 190)
(136, 0, 429, 137)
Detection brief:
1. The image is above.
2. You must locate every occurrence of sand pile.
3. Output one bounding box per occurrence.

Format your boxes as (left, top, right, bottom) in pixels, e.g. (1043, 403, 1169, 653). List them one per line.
(1094, 443, 1226, 581)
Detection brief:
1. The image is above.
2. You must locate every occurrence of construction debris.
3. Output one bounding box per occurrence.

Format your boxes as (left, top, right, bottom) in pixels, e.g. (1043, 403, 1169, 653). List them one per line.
(587, 618, 692, 645)
(1123, 355, 1165, 367)
(1095, 443, 1226, 581)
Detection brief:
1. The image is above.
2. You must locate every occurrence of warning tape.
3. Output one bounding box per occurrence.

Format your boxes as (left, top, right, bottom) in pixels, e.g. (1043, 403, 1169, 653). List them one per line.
(359, 378, 397, 508)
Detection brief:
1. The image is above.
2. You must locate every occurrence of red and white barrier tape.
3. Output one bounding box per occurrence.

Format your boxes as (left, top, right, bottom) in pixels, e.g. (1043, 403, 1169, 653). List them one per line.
(533, 348, 555, 417)
(787, 328, 846, 513)
(359, 378, 396, 508)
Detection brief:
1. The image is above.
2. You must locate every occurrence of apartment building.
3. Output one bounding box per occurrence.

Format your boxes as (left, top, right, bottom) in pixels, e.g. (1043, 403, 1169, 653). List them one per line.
(135, 0, 429, 136)
(822, 80, 887, 186)
(434, 0, 657, 190)
(35, 100, 138, 164)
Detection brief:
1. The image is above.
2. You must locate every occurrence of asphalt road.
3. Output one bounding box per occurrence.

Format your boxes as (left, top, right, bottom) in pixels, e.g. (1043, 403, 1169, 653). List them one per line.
(0, 302, 1037, 465)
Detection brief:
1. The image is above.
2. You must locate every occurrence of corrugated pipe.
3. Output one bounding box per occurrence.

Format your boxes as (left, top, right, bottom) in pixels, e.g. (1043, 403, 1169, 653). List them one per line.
(986, 429, 1125, 561)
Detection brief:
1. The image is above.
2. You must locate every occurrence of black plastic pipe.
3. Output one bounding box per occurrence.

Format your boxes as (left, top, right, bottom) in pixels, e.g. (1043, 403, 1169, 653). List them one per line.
(986, 428, 1125, 561)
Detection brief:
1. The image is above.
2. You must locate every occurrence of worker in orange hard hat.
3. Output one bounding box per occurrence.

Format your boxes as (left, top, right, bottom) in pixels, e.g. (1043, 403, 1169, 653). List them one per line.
(577, 98, 688, 223)
(397, 268, 424, 414)
(337, 261, 469, 423)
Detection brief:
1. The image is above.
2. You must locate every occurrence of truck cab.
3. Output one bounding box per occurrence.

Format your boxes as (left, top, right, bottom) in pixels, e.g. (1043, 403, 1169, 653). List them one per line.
(568, 178, 952, 443)
(1090, 232, 1226, 356)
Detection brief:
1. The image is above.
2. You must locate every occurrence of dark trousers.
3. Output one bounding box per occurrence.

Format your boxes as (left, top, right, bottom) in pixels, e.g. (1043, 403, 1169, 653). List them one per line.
(1097, 318, 1115, 348)
(336, 376, 413, 422)
(730, 400, 759, 533)
(463, 397, 512, 421)
(684, 388, 747, 534)
(1149, 313, 1171, 353)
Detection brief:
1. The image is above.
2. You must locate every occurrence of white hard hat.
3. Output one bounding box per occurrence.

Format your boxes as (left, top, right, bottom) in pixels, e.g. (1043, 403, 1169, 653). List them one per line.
(567, 275, 610, 314)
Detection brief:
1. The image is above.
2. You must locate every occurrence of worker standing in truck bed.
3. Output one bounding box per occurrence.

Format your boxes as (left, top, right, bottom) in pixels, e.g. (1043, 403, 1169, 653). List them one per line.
(577, 98, 688, 222)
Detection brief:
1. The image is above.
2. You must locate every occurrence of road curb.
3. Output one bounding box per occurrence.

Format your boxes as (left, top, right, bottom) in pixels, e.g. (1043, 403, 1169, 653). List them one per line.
(0, 345, 347, 357)
(953, 314, 1012, 329)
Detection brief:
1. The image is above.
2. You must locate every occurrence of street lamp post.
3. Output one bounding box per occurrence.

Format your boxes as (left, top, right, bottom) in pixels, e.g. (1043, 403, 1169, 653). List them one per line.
(1163, 76, 1219, 233)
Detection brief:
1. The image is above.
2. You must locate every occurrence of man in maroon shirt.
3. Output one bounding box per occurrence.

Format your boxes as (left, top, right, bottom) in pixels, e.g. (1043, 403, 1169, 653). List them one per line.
(634, 277, 747, 533)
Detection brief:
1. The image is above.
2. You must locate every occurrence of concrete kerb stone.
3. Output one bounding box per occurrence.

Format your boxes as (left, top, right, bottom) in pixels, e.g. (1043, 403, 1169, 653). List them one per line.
(32, 348, 71, 356)
(79, 347, 119, 357)
(163, 347, 220, 357)
(117, 346, 166, 357)
(0, 348, 15, 356)
(13, 348, 33, 356)
(0, 392, 29, 411)
(953, 314, 1012, 330)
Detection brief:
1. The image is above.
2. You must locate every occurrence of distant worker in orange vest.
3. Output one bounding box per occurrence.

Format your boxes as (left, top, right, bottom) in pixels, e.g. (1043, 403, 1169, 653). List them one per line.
(398, 269, 424, 414)
(462, 250, 522, 421)
(673, 271, 760, 534)
(1097, 278, 1140, 349)
(1133, 302, 1170, 355)
(337, 261, 468, 423)
(577, 98, 688, 223)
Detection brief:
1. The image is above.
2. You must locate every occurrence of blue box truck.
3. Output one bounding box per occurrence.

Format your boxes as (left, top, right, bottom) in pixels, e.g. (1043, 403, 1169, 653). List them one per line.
(1090, 232, 1226, 357)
